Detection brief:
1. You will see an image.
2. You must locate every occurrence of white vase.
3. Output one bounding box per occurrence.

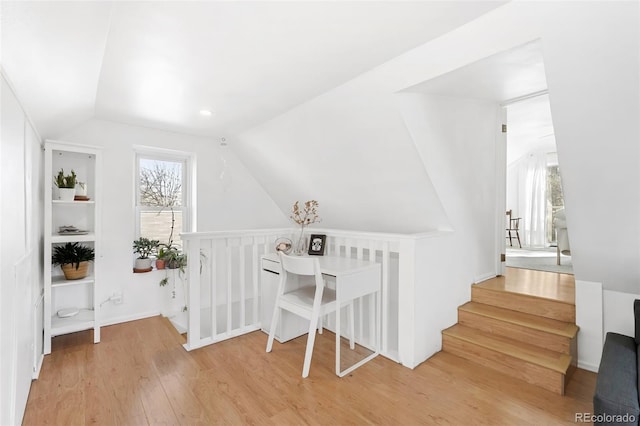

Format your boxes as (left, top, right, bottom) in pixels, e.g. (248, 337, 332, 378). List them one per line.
(293, 226, 307, 255)
(76, 182, 87, 196)
(58, 187, 76, 201)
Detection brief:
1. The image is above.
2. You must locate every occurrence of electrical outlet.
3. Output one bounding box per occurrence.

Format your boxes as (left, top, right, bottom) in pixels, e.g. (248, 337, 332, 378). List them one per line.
(112, 291, 123, 304)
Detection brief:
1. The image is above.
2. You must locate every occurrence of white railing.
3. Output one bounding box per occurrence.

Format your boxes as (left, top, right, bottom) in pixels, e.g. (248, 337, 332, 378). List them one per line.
(181, 227, 433, 366)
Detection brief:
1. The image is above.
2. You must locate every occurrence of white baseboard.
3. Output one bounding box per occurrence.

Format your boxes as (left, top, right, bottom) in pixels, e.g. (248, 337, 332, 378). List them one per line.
(474, 272, 497, 283)
(100, 310, 160, 327)
(32, 354, 44, 379)
(578, 360, 599, 373)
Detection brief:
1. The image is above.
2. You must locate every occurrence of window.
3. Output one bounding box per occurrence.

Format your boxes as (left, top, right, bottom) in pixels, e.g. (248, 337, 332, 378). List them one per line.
(135, 148, 193, 249)
(546, 164, 565, 244)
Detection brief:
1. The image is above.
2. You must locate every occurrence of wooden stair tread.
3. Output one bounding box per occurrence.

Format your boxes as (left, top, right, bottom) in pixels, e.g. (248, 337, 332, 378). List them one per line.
(459, 302, 578, 338)
(475, 273, 574, 305)
(471, 285, 575, 323)
(442, 324, 572, 374)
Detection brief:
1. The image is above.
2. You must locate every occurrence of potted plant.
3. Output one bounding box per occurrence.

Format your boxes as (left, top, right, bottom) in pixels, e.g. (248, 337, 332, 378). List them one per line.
(155, 246, 168, 270)
(54, 168, 77, 201)
(133, 237, 160, 271)
(52, 242, 95, 280)
(155, 244, 179, 270)
(163, 246, 187, 271)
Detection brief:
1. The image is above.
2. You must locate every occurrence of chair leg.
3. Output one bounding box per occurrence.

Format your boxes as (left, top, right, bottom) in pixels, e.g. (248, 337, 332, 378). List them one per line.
(515, 230, 521, 248)
(507, 230, 513, 246)
(348, 303, 355, 350)
(266, 303, 281, 353)
(302, 311, 321, 378)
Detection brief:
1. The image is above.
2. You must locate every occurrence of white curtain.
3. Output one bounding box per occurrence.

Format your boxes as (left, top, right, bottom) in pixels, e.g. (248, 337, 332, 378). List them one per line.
(506, 152, 547, 248)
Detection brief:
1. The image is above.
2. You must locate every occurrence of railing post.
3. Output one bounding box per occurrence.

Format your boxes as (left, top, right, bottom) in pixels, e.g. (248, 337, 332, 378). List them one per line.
(397, 238, 416, 368)
(184, 237, 201, 350)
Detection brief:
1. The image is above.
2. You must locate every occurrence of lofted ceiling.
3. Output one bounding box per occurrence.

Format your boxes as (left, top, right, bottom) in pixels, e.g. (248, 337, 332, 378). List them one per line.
(1, 1, 505, 140)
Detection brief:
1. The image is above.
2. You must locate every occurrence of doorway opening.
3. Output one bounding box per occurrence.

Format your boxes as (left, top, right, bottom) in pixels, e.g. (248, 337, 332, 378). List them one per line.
(504, 94, 572, 274)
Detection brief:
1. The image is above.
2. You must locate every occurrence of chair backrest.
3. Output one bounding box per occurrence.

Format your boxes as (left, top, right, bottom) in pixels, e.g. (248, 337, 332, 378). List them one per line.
(278, 252, 324, 288)
(506, 209, 520, 230)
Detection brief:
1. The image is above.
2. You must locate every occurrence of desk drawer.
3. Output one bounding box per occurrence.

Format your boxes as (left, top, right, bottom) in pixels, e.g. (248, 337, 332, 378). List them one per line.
(262, 258, 280, 274)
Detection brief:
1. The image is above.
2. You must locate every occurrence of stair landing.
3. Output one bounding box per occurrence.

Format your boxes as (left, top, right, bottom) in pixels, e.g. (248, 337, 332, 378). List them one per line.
(480, 267, 575, 304)
(472, 267, 575, 322)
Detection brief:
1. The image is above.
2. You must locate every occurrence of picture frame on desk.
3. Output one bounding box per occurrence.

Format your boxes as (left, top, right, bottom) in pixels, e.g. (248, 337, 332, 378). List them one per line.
(308, 234, 326, 256)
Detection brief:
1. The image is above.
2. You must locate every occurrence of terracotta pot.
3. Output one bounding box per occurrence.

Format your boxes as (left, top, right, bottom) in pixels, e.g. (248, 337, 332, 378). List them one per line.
(155, 259, 166, 270)
(61, 261, 89, 280)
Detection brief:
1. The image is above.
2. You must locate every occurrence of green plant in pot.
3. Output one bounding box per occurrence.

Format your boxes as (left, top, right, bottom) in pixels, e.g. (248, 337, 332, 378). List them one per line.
(163, 246, 187, 271)
(52, 242, 95, 280)
(155, 245, 168, 270)
(133, 237, 159, 271)
(54, 168, 77, 201)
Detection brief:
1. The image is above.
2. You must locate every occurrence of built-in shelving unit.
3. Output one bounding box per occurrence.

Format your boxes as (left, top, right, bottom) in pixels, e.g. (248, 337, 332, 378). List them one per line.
(44, 140, 102, 354)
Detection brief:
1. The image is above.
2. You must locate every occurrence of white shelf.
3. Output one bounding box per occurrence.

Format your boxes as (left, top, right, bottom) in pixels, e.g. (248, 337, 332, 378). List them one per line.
(50, 309, 95, 336)
(51, 233, 96, 243)
(52, 200, 95, 205)
(44, 140, 102, 354)
(51, 275, 95, 288)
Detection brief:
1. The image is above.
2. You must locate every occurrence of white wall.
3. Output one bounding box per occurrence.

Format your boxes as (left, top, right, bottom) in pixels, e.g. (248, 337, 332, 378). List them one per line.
(396, 94, 500, 364)
(397, 93, 499, 281)
(234, 87, 449, 234)
(60, 119, 288, 325)
(603, 290, 639, 338)
(1, 71, 43, 426)
(234, 1, 639, 369)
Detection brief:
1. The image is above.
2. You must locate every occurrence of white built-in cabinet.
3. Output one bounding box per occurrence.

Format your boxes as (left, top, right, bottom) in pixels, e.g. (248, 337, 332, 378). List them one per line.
(44, 140, 101, 354)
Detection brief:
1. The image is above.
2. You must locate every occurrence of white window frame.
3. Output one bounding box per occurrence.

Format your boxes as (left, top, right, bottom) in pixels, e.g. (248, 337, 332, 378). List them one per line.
(133, 146, 196, 244)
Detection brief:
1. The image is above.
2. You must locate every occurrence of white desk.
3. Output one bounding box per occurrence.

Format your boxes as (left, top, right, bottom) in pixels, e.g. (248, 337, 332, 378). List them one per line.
(261, 253, 381, 376)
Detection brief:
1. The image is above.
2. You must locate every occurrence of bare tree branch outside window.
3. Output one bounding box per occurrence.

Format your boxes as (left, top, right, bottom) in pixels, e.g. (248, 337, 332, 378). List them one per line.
(139, 159, 183, 247)
(139, 160, 182, 207)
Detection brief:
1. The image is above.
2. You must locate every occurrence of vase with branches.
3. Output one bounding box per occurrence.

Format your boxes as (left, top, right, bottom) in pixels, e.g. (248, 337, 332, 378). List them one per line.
(290, 200, 321, 255)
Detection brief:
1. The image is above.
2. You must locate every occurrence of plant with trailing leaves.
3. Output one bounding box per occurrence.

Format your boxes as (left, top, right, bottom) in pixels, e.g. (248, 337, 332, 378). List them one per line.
(52, 242, 94, 270)
(54, 169, 77, 188)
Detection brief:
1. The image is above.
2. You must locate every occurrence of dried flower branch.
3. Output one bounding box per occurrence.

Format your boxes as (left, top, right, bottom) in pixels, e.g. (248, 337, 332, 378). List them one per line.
(290, 200, 321, 226)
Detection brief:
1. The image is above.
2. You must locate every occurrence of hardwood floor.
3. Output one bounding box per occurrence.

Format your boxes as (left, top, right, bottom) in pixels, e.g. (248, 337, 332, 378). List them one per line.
(485, 267, 576, 304)
(24, 315, 596, 425)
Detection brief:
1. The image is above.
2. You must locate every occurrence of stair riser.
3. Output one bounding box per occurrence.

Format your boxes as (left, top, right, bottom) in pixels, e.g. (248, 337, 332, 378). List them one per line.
(442, 334, 565, 395)
(472, 287, 575, 322)
(458, 310, 573, 354)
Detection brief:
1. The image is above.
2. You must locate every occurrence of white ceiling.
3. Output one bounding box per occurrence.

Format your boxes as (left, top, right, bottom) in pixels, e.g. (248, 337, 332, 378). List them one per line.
(1, 1, 505, 140)
(404, 40, 557, 164)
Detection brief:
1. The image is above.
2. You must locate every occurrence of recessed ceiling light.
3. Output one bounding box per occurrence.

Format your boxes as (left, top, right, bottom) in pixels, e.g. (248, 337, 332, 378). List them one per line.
(199, 110, 213, 116)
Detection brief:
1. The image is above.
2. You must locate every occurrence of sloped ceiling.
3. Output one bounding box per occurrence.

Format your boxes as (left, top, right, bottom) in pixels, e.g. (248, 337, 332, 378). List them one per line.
(1, 1, 505, 140)
(404, 40, 556, 165)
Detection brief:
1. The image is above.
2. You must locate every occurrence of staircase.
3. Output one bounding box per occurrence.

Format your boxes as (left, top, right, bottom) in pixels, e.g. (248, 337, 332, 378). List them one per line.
(442, 275, 578, 395)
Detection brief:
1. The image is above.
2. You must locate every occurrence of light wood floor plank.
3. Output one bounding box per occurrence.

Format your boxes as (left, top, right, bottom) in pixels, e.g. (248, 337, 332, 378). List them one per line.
(479, 267, 575, 304)
(24, 316, 596, 425)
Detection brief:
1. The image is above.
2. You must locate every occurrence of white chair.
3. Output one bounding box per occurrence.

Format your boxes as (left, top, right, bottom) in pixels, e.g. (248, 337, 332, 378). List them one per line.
(266, 252, 354, 378)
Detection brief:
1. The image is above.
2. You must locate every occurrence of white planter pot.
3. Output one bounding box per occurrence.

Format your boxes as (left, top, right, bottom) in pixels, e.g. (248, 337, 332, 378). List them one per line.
(135, 258, 153, 270)
(57, 187, 76, 201)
